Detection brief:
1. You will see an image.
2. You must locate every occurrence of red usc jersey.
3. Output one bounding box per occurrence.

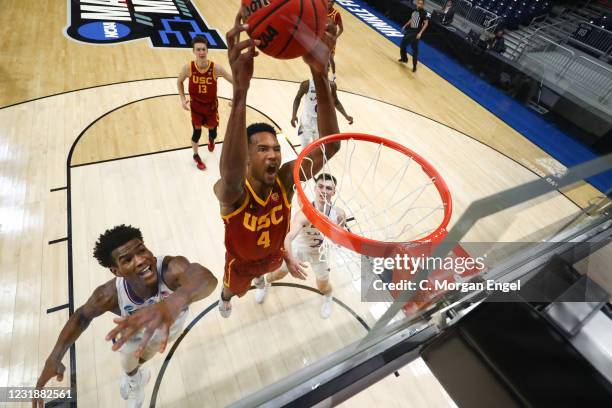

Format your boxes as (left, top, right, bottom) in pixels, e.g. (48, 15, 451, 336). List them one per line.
(188, 60, 218, 105)
(328, 8, 342, 25)
(223, 177, 291, 264)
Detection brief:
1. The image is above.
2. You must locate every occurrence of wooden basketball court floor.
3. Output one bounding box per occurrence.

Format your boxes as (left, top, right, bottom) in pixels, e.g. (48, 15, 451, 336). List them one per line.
(0, 1, 605, 407)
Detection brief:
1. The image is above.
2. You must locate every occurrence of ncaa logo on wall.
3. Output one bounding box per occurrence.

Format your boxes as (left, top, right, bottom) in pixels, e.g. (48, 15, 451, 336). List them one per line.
(66, 0, 226, 49)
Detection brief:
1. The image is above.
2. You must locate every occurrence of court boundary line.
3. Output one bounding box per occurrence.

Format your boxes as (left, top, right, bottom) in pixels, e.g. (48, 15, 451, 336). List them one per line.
(149, 282, 371, 408)
(71, 141, 222, 168)
(0, 77, 175, 110)
(68, 95, 282, 168)
(2, 75, 589, 207)
(58, 76, 584, 212)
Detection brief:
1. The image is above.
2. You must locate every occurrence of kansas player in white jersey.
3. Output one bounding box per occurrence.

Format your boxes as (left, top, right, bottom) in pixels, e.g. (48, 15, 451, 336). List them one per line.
(114, 255, 189, 359)
(256, 173, 346, 318)
(291, 79, 354, 149)
(33, 225, 217, 408)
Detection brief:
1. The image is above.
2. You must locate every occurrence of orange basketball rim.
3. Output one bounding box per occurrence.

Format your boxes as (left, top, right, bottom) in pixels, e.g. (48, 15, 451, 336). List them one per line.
(293, 133, 453, 258)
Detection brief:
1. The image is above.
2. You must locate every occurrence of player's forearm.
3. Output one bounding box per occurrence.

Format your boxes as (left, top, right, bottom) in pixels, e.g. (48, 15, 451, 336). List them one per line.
(292, 98, 301, 119)
(164, 265, 218, 318)
(177, 79, 186, 99)
(285, 227, 300, 251)
(178, 87, 187, 102)
(219, 89, 248, 182)
(311, 71, 339, 137)
(283, 219, 302, 257)
(334, 99, 349, 119)
(282, 236, 296, 260)
(48, 310, 91, 361)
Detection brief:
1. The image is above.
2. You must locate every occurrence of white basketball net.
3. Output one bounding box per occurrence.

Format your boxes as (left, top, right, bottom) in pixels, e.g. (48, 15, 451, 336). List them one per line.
(295, 138, 449, 280)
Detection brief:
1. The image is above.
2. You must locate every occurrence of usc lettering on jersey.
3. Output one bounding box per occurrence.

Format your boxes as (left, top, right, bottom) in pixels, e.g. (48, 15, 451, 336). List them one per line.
(222, 177, 292, 296)
(223, 177, 291, 263)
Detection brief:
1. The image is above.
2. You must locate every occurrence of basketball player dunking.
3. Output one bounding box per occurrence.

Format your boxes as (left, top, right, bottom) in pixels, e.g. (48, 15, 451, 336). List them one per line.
(256, 173, 346, 319)
(214, 13, 341, 318)
(291, 77, 353, 149)
(33, 225, 217, 408)
(327, 0, 344, 81)
(178, 36, 232, 170)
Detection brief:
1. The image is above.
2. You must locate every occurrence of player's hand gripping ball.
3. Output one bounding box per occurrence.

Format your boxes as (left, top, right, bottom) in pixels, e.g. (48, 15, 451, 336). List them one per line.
(241, 0, 327, 59)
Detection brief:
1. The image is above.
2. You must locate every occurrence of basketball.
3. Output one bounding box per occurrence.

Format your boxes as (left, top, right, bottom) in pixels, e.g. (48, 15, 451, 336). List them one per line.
(242, 0, 327, 59)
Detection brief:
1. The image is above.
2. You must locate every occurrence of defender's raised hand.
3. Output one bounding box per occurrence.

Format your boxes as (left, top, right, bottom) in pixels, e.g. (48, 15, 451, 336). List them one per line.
(106, 302, 173, 357)
(32, 358, 66, 407)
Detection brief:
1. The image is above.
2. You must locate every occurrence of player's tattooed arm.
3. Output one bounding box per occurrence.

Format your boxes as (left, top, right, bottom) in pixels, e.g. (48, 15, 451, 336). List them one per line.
(177, 64, 190, 111)
(106, 256, 217, 357)
(35, 281, 117, 392)
(215, 10, 260, 211)
(291, 81, 309, 127)
(162, 256, 218, 314)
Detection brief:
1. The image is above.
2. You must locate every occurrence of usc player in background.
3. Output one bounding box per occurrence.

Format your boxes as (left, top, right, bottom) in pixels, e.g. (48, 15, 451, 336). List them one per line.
(178, 36, 232, 170)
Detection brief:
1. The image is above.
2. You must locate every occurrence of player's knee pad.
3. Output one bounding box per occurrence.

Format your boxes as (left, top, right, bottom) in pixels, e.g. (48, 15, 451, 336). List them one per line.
(191, 127, 202, 143)
(208, 127, 218, 140)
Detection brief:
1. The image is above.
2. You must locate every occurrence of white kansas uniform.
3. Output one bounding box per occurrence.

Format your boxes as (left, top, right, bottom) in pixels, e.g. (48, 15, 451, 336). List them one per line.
(298, 79, 318, 148)
(294, 203, 340, 280)
(115, 255, 188, 355)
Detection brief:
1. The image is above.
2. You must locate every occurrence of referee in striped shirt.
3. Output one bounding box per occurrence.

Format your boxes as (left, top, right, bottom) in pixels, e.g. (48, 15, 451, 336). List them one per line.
(398, 0, 429, 72)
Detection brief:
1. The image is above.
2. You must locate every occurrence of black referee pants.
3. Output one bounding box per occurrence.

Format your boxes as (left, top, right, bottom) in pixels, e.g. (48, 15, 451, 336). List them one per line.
(400, 29, 420, 69)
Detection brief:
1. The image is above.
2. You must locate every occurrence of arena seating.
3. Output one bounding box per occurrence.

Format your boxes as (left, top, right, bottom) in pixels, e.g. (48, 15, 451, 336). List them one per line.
(473, 0, 553, 30)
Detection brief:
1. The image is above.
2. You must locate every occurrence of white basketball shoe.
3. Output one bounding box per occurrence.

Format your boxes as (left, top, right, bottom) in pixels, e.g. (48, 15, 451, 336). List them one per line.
(120, 367, 151, 408)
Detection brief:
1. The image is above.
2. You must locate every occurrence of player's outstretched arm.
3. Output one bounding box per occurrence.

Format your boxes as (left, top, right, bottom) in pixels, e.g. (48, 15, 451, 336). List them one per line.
(106, 256, 217, 357)
(215, 64, 233, 84)
(302, 25, 341, 175)
(215, 11, 260, 208)
(279, 25, 341, 187)
(177, 64, 190, 111)
(283, 210, 309, 280)
(291, 81, 309, 128)
(33, 281, 116, 407)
